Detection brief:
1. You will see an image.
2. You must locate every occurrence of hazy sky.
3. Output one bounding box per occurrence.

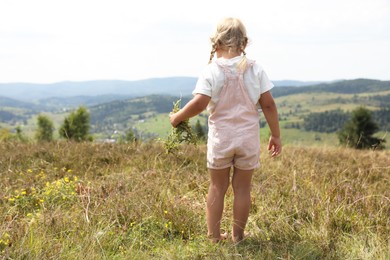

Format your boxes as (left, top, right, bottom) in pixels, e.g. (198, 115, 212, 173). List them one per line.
(0, 0, 389, 83)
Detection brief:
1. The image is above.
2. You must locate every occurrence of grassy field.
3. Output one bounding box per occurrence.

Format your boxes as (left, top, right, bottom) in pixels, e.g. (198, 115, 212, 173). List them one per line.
(276, 90, 390, 115)
(132, 89, 390, 148)
(0, 141, 389, 259)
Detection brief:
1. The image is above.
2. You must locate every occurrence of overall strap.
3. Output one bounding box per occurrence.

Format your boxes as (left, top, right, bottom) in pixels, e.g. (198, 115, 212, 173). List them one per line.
(215, 58, 255, 75)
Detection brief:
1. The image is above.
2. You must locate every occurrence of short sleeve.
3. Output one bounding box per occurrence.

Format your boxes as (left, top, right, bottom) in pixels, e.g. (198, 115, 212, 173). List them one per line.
(192, 66, 213, 97)
(259, 69, 274, 94)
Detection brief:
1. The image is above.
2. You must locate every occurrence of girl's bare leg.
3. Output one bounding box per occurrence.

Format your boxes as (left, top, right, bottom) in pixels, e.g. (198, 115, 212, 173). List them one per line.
(231, 167, 253, 242)
(206, 167, 230, 242)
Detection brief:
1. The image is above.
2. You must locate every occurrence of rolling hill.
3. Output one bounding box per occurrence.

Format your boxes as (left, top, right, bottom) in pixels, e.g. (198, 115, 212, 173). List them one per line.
(0, 77, 197, 101)
(0, 78, 323, 102)
(89, 95, 191, 125)
(271, 78, 390, 98)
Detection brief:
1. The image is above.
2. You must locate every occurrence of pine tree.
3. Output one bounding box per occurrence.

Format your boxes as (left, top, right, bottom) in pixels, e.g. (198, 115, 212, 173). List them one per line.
(338, 107, 385, 149)
(59, 107, 92, 142)
(35, 114, 54, 142)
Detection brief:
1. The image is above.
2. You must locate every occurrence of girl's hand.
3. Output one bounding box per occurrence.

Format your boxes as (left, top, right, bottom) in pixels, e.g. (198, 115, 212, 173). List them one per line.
(169, 94, 210, 128)
(169, 112, 181, 128)
(268, 136, 282, 157)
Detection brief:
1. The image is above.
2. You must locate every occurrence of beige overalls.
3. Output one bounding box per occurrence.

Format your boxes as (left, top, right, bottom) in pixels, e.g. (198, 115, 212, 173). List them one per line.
(207, 59, 260, 170)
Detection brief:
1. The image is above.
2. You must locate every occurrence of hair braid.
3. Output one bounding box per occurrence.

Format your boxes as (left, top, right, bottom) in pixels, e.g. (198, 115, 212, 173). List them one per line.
(209, 44, 217, 64)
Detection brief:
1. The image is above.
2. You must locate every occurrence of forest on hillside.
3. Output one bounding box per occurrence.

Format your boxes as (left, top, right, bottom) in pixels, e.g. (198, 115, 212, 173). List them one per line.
(271, 79, 390, 98)
(301, 107, 390, 133)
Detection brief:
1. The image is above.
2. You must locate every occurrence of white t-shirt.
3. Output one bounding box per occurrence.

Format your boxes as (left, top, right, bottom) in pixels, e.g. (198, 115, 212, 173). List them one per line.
(193, 56, 274, 111)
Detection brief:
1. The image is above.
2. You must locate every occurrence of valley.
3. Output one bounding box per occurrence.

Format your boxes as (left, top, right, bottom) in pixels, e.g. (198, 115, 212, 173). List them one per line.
(1, 78, 389, 148)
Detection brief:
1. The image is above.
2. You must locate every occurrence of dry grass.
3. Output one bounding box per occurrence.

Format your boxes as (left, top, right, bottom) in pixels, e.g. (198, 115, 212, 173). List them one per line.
(0, 141, 389, 259)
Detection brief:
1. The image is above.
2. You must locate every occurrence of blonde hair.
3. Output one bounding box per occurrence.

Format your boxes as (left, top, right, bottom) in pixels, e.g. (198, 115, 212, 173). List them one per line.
(208, 17, 249, 70)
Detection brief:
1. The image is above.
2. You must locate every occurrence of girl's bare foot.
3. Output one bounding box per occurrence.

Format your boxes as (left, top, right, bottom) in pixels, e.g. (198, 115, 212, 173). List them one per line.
(208, 232, 228, 243)
(232, 231, 250, 243)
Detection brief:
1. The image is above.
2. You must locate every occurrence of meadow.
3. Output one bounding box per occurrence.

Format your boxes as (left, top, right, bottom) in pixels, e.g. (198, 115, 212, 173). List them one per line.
(0, 141, 389, 259)
(133, 88, 390, 148)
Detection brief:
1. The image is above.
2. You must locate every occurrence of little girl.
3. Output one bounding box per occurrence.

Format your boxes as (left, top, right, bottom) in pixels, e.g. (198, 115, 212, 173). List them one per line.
(169, 17, 281, 243)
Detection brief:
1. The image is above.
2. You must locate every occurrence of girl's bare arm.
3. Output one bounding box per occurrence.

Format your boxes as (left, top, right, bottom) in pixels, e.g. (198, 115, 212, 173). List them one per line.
(170, 94, 211, 127)
(259, 91, 282, 157)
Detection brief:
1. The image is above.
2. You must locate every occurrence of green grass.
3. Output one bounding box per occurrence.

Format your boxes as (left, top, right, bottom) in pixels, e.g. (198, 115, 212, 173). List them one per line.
(263, 128, 339, 146)
(134, 113, 171, 138)
(0, 141, 389, 259)
(276, 91, 382, 116)
(135, 113, 207, 139)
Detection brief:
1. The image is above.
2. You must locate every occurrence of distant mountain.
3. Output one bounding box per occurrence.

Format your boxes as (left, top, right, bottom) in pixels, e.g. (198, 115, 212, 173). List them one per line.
(313, 79, 390, 93)
(37, 94, 133, 109)
(89, 95, 191, 125)
(1, 78, 389, 110)
(0, 96, 42, 124)
(0, 77, 197, 101)
(271, 79, 390, 98)
(0, 96, 44, 111)
(273, 80, 324, 87)
(0, 78, 323, 101)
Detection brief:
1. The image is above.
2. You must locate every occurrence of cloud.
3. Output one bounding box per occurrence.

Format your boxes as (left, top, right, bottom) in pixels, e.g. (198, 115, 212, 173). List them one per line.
(0, 0, 389, 82)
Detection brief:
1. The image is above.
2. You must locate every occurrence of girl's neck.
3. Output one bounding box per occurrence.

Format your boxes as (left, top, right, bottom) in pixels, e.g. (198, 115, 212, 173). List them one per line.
(216, 48, 242, 59)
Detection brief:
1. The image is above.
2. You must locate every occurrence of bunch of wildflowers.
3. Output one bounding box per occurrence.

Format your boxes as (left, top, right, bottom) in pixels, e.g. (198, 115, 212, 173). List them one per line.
(164, 99, 197, 154)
